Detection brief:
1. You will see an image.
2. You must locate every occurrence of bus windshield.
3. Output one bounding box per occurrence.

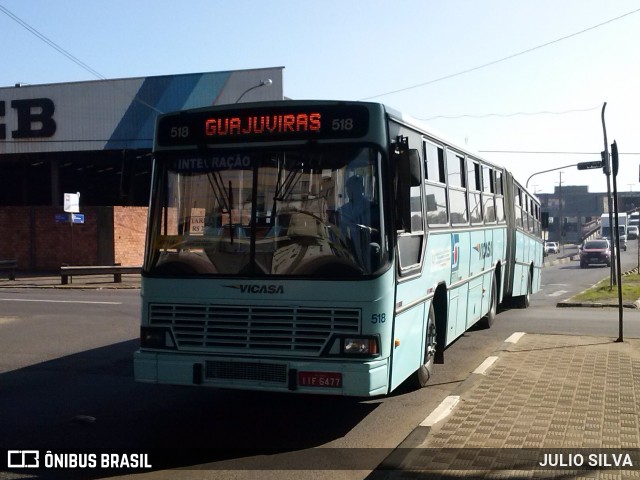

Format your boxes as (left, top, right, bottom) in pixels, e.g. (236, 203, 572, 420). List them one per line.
(146, 145, 388, 277)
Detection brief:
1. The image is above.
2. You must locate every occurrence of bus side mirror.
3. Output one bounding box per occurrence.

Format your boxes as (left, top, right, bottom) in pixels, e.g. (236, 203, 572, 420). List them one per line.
(399, 149, 422, 187)
(396, 149, 422, 231)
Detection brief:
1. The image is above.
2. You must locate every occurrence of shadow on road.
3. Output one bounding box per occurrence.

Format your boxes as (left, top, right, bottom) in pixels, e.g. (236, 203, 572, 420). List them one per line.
(0, 340, 378, 477)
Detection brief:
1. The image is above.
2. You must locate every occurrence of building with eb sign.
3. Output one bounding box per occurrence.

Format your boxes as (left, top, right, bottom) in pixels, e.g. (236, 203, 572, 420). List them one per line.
(0, 67, 284, 270)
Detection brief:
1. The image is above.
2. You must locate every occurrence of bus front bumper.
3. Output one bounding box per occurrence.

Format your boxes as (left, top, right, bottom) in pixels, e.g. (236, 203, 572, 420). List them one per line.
(134, 350, 390, 397)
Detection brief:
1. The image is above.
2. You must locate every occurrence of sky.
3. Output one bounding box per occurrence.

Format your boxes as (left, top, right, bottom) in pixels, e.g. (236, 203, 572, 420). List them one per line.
(1, 0, 639, 196)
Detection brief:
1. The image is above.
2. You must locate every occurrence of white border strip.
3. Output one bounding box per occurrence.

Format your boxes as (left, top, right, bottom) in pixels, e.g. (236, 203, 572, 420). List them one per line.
(505, 332, 526, 343)
(473, 356, 498, 375)
(420, 395, 460, 427)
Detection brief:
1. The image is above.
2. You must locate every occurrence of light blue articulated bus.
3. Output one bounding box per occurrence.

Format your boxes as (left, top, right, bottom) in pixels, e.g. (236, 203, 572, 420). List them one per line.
(134, 100, 543, 396)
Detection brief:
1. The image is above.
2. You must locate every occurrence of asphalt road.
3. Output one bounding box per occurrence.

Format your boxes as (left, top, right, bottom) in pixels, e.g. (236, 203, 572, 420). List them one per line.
(1, 247, 640, 479)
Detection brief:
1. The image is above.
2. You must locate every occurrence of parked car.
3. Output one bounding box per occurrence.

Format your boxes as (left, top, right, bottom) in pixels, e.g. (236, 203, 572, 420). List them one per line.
(579, 239, 611, 268)
(544, 241, 559, 255)
(628, 225, 639, 240)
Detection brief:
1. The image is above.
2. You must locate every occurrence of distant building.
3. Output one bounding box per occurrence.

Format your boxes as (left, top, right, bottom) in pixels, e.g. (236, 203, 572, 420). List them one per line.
(537, 185, 640, 243)
(0, 67, 284, 270)
(0, 67, 284, 207)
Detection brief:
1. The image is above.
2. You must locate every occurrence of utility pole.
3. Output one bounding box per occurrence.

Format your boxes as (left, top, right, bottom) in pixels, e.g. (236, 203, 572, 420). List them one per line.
(602, 103, 616, 289)
(611, 140, 623, 342)
(601, 103, 623, 342)
(558, 172, 563, 252)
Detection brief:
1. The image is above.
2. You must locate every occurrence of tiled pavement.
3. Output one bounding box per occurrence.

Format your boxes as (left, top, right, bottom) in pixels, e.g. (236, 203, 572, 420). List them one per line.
(374, 333, 640, 479)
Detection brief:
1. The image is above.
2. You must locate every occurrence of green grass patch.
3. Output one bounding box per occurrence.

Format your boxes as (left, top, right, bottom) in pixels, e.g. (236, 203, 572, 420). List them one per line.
(571, 273, 640, 303)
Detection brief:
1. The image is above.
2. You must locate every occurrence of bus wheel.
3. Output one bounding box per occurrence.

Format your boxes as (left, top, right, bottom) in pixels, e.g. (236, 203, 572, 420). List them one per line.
(412, 303, 436, 388)
(516, 273, 532, 309)
(480, 275, 497, 329)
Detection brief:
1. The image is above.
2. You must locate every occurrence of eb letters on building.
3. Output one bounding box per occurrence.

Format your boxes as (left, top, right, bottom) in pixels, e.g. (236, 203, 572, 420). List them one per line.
(0, 98, 57, 140)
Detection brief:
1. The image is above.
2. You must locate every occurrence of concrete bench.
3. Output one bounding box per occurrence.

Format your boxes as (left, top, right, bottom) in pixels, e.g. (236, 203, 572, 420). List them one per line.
(60, 265, 141, 285)
(0, 259, 17, 280)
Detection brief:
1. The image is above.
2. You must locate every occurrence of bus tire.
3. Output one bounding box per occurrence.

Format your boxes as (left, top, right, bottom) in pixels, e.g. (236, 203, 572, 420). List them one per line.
(479, 275, 497, 329)
(412, 303, 436, 388)
(516, 273, 531, 309)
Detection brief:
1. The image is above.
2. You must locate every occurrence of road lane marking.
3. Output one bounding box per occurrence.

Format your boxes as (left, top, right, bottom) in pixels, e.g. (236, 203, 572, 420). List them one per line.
(420, 396, 460, 427)
(0, 298, 122, 305)
(547, 290, 569, 297)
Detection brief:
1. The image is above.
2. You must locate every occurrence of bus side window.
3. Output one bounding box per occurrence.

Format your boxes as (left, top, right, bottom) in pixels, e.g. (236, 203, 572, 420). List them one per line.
(483, 166, 496, 223)
(447, 149, 468, 225)
(396, 146, 425, 272)
(424, 140, 448, 226)
(469, 160, 483, 225)
(515, 187, 523, 229)
(495, 171, 505, 223)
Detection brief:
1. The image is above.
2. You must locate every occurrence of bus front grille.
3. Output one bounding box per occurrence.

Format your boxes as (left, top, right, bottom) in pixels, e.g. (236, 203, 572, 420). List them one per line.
(148, 304, 360, 354)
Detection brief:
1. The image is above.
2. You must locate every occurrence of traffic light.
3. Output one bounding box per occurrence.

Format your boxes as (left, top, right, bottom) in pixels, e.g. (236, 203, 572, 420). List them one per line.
(611, 140, 619, 177)
(577, 161, 603, 170)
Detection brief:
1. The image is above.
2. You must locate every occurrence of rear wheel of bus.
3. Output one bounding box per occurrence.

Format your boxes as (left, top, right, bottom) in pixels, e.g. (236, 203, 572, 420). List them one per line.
(412, 303, 436, 387)
(515, 272, 532, 309)
(479, 275, 497, 329)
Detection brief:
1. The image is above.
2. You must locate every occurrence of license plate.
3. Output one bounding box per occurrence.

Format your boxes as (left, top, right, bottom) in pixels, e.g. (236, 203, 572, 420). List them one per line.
(298, 371, 342, 388)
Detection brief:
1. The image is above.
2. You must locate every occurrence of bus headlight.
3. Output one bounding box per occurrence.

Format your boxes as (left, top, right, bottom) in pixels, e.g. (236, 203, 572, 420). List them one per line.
(140, 327, 177, 350)
(342, 336, 379, 356)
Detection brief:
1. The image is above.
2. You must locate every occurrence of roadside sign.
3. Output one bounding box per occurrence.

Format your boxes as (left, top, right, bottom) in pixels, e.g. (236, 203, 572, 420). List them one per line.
(55, 213, 85, 223)
(576, 161, 603, 170)
(64, 192, 80, 213)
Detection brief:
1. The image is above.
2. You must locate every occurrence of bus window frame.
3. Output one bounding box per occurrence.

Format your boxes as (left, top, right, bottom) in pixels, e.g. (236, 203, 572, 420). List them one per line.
(423, 138, 449, 228)
(445, 147, 469, 227)
(394, 133, 426, 277)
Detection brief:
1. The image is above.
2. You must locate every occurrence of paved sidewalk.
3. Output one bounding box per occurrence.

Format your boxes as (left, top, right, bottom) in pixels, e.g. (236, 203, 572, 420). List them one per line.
(0, 272, 141, 289)
(374, 333, 640, 479)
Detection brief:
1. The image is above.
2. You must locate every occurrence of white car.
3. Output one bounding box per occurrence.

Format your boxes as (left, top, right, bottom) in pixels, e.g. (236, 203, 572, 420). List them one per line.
(544, 241, 559, 255)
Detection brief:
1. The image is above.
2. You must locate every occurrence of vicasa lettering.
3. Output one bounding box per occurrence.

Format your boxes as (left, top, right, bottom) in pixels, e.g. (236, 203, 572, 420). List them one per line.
(473, 241, 493, 259)
(226, 284, 284, 294)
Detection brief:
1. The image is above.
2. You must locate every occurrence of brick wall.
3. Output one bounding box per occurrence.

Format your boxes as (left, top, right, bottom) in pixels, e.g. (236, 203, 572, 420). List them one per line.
(113, 207, 147, 266)
(0, 206, 147, 271)
(0, 207, 32, 269)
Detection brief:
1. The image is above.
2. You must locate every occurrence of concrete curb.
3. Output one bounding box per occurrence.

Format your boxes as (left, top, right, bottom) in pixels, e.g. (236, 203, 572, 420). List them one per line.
(0, 275, 141, 289)
(557, 301, 639, 308)
(543, 254, 579, 268)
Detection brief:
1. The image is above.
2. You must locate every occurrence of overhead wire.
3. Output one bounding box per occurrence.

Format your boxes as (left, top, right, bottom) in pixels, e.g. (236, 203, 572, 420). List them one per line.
(360, 7, 640, 101)
(419, 105, 601, 121)
(0, 3, 163, 114)
(0, 4, 106, 80)
(479, 150, 640, 155)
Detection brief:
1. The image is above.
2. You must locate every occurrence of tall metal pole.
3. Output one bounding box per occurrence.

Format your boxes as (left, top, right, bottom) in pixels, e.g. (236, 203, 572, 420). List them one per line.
(612, 161, 623, 342)
(602, 103, 615, 288)
(558, 171, 563, 252)
(610, 140, 623, 343)
(601, 104, 623, 342)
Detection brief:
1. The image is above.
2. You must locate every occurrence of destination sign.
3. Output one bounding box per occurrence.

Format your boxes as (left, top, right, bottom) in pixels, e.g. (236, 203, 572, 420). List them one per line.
(156, 104, 370, 147)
